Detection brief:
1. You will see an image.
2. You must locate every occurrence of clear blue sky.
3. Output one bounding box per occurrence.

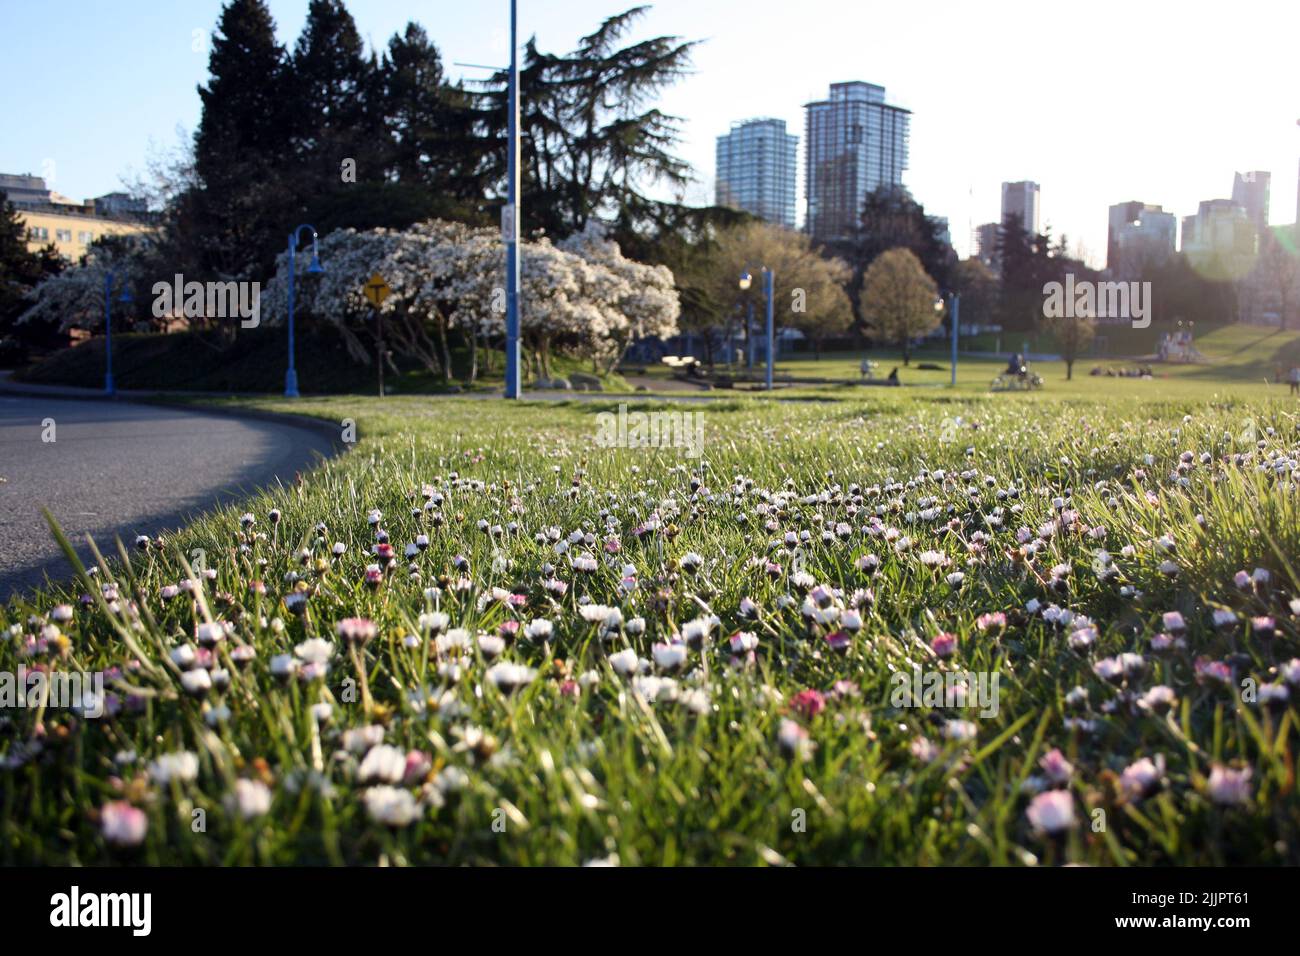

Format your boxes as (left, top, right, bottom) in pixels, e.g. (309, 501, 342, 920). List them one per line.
(2, 0, 1298, 264)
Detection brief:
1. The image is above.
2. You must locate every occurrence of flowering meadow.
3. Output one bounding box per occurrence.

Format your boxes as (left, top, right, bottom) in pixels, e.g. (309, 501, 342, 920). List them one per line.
(2, 391, 1299, 866)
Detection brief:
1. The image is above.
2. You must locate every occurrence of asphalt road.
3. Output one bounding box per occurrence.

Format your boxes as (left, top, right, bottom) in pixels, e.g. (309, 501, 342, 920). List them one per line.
(0, 397, 336, 600)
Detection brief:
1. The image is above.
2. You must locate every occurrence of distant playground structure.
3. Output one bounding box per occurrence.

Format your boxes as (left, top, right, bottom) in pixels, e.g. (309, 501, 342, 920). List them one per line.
(1157, 326, 1206, 363)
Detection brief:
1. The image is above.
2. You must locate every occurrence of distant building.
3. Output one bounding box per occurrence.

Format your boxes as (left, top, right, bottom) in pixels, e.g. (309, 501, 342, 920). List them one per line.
(804, 81, 910, 242)
(1231, 171, 1270, 235)
(1107, 201, 1176, 277)
(0, 173, 53, 206)
(1108, 201, 1145, 270)
(1181, 198, 1256, 260)
(1001, 181, 1040, 235)
(94, 191, 149, 218)
(715, 118, 798, 228)
(3, 174, 153, 260)
(974, 222, 1000, 270)
(932, 216, 951, 247)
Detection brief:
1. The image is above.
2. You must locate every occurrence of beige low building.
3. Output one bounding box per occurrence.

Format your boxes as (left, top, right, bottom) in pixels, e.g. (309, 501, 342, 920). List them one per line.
(18, 206, 153, 260)
(2, 174, 154, 261)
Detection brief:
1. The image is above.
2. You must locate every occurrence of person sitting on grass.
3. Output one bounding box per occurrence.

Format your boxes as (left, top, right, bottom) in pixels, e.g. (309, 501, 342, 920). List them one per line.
(887, 367, 900, 385)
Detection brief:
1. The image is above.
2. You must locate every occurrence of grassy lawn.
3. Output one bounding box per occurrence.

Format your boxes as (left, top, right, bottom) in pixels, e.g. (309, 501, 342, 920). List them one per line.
(14, 327, 628, 395)
(3, 371, 1300, 865)
(632, 323, 1300, 402)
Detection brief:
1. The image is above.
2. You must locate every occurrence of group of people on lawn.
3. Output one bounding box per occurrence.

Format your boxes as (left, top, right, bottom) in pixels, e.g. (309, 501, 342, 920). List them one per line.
(854, 354, 1300, 394)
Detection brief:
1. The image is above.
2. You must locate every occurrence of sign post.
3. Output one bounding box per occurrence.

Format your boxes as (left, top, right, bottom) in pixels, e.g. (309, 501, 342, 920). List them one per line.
(363, 272, 392, 398)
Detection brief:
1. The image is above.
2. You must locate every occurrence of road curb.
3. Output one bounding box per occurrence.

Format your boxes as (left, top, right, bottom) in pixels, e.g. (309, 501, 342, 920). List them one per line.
(143, 401, 352, 458)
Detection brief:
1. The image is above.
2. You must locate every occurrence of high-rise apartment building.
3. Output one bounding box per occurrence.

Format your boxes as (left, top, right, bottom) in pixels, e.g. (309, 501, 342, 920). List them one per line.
(1000, 181, 1040, 235)
(1107, 201, 1176, 275)
(1231, 171, 1270, 234)
(974, 222, 1001, 270)
(715, 118, 798, 228)
(1181, 198, 1256, 259)
(804, 81, 910, 241)
(1113, 207, 1176, 279)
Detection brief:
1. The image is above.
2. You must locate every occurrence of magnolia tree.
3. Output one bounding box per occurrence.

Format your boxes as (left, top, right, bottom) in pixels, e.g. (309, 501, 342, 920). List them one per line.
(560, 222, 680, 372)
(261, 218, 679, 382)
(18, 243, 145, 334)
(259, 225, 469, 379)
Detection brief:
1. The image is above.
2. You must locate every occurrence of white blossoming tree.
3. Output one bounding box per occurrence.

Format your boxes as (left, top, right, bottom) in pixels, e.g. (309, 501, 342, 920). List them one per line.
(17, 243, 145, 334)
(261, 218, 680, 384)
(560, 222, 680, 373)
(260, 227, 443, 377)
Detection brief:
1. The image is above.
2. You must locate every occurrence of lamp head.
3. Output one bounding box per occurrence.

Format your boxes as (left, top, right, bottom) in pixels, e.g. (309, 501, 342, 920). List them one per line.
(118, 287, 133, 304)
(738, 271, 752, 291)
(307, 254, 324, 275)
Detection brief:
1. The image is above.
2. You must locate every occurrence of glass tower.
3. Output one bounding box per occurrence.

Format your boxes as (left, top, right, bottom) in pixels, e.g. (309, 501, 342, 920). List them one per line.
(804, 82, 910, 241)
(715, 118, 799, 228)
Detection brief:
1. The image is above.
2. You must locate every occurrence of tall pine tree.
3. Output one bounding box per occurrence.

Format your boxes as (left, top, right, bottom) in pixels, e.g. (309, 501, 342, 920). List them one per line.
(0, 190, 67, 356)
(193, 0, 296, 277)
(290, 0, 380, 188)
(381, 23, 488, 202)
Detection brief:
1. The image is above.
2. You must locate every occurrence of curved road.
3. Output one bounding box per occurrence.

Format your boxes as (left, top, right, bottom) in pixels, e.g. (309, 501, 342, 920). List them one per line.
(0, 397, 336, 600)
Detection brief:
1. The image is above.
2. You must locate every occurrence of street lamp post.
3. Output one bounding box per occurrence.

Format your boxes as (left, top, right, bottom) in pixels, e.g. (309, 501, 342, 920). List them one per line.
(949, 293, 960, 386)
(935, 294, 960, 386)
(455, 2, 521, 398)
(102, 270, 132, 396)
(739, 268, 776, 390)
(285, 224, 323, 398)
(746, 300, 755, 369)
(503, 0, 522, 399)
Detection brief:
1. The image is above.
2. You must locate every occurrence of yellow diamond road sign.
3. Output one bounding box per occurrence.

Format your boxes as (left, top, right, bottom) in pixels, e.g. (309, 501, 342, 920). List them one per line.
(363, 273, 391, 308)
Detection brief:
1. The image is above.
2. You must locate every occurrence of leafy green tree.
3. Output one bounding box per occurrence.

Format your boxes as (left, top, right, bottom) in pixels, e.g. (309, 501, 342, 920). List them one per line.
(825, 186, 954, 332)
(702, 222, 852, 360)
(620, 204, 752, 365)
(996, 215, 1088, 333)
(950, 257, 998, 330)
(1045, 310, 1096, 380)
(859, 247, 941, 365)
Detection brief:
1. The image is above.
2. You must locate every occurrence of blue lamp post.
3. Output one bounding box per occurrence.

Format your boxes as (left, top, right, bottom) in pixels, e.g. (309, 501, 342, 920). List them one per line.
(453, 1, 522, 398)
(746, 300, 755, 369)
(936, 293, 961, 386)
(739, 268, 775, 390)
(949, 293, 960, 386)
(503, 0, 522, 399)
(285, 224, 323, 398)
(102, 271, 132, 396)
